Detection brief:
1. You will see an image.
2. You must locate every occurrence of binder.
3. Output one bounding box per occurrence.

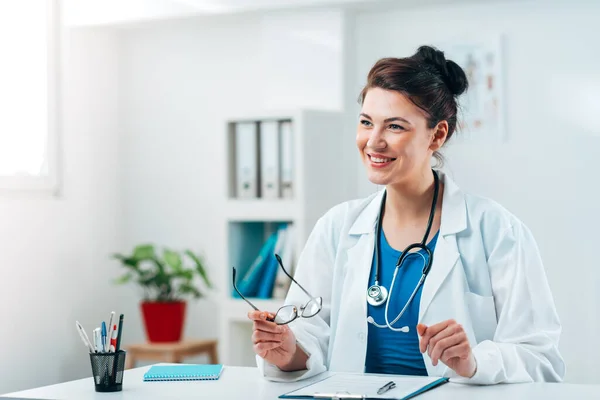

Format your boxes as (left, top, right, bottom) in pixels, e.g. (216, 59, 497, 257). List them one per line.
(259, 121, 280, 199)
(143, 364, 223, 382)
(235, 121, 259, 198)
(232, 232, 278, 298)
(279, 121, 294, 199)
(272, 224, 294, 299)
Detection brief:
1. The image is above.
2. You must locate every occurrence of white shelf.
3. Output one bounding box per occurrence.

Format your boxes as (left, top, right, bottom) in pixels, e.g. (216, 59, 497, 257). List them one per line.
(219, 109, 352, 366)
(225, 199, 299, 221)
(222, 298, 286, 322)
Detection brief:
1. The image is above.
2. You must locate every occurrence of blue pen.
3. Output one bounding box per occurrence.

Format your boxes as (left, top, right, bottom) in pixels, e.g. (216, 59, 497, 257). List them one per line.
(101, 322, 107, 353)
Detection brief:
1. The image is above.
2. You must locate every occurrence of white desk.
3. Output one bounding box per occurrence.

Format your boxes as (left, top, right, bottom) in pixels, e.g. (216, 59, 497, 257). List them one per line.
(2, 365, 599, 399)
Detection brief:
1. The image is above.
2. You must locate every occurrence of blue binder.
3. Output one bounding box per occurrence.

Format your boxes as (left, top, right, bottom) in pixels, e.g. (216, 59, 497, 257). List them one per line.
(232, 232, 278, 298)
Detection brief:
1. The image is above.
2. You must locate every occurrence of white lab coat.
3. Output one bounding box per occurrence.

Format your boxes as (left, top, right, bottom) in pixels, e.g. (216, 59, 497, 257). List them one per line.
(257, 170, 565, 385)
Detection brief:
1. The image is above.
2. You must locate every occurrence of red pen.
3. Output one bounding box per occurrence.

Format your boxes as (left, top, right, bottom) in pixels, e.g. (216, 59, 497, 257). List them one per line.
(109, 324, 118, 352)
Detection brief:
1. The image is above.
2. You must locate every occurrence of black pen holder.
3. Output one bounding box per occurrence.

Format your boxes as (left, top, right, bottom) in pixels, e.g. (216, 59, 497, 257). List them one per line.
(89, 351, 126, 392)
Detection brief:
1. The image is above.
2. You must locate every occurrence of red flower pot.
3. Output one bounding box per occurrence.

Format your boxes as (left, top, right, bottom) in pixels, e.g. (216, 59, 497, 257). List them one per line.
(140, 301, 187, 342)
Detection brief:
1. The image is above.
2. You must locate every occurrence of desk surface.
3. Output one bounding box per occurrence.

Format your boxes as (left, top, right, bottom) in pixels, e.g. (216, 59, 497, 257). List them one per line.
(2, 365, 599, 400)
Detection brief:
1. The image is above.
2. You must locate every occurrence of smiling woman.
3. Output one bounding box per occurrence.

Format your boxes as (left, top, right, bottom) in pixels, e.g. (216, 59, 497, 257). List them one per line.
(249, 45, 564, 385)
(357, 46, 468, 177)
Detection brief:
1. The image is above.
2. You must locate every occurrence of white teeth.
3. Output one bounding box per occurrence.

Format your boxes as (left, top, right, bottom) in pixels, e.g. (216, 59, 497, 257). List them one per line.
(371, 156, 392, 163)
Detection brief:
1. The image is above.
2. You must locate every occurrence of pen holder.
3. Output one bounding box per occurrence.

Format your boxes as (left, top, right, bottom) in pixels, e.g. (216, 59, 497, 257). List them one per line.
(89, 351, 126, 392)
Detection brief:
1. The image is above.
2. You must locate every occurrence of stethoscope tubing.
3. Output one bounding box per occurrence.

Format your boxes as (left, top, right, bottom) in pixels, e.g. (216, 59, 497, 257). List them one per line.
(367, 169, 439, 331)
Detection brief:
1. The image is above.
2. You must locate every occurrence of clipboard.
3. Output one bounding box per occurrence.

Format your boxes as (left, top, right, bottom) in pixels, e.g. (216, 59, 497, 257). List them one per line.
(279, 374, 449, 400)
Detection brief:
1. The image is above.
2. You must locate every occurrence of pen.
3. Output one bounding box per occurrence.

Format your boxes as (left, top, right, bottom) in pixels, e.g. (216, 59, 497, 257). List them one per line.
(107, 312, 115, 351)
(111, 315, 124, 385)
(75, 321, 95, 353)
(115, 314, 124, 352)
(377, 381, 396, 395)
(101, 322, 107, 352)
(93, 328, 102, 353)
(109, 324, 118, 352)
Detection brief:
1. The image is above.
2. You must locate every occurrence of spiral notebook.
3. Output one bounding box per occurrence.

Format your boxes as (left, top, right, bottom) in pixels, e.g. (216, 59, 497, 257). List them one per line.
(143, 364, 223, 382)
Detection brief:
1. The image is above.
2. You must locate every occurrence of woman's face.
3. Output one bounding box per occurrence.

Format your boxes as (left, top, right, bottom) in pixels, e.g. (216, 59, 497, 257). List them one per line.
(356, 87, 446, 186)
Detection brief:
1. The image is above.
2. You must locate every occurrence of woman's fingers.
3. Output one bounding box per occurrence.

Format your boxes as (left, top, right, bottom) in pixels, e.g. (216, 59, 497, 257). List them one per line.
(247, 310, 276, 321)
(427, 324, 460, 357)
(419, 320, 453, 353)
(440, 342, 471, 363)
(254, 341, 282, 355)
(253, 320, 282, 334)
(252, 329, 283, 344)
(429, 331, 465, 365)
(416, 324, 427, 337)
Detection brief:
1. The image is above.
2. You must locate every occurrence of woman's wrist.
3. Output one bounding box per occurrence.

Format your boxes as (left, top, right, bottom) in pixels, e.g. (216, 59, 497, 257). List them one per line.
(278, 343, 308, 372)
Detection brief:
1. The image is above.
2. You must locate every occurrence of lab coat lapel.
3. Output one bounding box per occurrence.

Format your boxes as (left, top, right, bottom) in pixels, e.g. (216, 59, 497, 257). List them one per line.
(419, 233, 459, 320)
(345, 232, 374, 321)
(332, 229, 376, 372)
(419, 170, 466, 320)
(331, 192, 382, 373)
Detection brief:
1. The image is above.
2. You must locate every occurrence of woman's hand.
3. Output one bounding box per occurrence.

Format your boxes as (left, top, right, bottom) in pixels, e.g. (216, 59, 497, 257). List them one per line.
(248, 310, 301, 370)
(417, 320, 477, 378)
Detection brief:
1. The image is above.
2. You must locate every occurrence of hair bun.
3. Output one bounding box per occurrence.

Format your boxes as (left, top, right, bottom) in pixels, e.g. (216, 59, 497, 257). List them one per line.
(414, 45, 468, 96)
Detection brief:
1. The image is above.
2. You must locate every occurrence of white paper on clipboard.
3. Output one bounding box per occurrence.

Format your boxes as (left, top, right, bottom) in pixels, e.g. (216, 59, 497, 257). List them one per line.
(279, 373, 448, 399)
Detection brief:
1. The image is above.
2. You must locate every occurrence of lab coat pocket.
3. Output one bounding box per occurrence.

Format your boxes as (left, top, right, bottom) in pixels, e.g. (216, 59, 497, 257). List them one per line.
(464, 292, 497, 343)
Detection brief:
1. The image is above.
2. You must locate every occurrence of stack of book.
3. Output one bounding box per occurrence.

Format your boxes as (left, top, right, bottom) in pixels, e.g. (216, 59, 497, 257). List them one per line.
(232, 224, 295, 299)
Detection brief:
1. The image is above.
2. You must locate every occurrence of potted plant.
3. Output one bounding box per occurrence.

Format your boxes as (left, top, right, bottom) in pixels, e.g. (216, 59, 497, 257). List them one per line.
(112, 244, 212, 343)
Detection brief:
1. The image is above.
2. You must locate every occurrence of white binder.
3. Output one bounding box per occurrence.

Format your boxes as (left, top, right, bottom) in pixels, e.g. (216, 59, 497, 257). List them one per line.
(272, 224, 295, 299)
(279, 121, 294, 199)
(235, 122, 259, 198)
(259, 121, 280, 199)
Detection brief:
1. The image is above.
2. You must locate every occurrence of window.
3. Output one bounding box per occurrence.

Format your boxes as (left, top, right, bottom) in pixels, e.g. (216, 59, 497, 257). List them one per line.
(0, 0, 59, 192)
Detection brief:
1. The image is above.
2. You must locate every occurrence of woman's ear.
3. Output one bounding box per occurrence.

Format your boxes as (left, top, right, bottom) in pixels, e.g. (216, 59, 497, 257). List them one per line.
(430, 121, 448, 152)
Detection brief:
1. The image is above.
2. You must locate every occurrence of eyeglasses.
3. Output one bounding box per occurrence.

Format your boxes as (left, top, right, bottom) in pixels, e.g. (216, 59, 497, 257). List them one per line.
(232, 254, 323, 325)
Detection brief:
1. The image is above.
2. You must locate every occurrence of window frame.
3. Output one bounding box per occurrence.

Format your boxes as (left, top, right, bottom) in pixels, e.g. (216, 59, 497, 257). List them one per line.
(0, 0, 60, 194)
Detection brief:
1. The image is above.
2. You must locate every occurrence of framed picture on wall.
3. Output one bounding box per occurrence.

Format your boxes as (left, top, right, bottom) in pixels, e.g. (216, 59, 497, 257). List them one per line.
(438, 35, 506, 144)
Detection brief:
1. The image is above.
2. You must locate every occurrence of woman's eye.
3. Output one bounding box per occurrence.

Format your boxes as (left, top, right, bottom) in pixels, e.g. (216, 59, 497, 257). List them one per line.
(389, 124, 404, 131)
(360, 119, 372, 127)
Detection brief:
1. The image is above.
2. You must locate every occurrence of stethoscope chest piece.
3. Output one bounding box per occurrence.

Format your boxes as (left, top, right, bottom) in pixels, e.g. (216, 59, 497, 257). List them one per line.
(367, 283, 388, 306)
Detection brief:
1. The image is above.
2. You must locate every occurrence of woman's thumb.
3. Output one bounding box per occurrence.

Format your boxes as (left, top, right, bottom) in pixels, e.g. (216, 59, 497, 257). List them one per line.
(416, 323, 427, 336)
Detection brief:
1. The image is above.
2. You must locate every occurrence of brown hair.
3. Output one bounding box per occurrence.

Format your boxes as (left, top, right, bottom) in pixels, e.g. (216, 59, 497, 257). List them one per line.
(359, 45, 468, 165)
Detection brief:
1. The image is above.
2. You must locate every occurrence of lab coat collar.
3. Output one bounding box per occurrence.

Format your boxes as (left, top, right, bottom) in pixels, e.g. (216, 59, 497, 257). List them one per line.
(348, 169, 467, 237)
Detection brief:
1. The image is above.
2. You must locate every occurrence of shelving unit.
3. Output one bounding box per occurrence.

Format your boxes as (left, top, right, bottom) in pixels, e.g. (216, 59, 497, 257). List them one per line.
(217, 109, 352, 366)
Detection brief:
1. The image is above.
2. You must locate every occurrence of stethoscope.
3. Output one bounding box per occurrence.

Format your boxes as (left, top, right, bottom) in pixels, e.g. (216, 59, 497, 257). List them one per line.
(366, 169, 439, 333)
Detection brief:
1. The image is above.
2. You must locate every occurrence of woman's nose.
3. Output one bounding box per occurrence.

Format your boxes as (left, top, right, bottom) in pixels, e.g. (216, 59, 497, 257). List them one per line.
(367, 127, 387, 150)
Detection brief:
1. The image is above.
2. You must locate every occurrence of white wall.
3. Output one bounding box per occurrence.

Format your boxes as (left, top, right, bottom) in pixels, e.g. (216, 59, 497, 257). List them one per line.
(117, 9, 349, 344)
(117, 13, 266, 345)
(260, 9, 344, 111)
(0, 8, 348, 393)
(353, 0, 600, 384)
(0, 27, 142, 394)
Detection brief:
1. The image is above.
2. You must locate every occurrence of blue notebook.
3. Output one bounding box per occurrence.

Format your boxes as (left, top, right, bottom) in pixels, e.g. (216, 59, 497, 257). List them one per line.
(143, 364, 223, 381)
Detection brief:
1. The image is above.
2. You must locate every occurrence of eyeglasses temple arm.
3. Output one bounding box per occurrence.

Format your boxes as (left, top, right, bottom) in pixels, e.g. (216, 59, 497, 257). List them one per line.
(232, 267, 259, 311)
(275, 254, 316, 301)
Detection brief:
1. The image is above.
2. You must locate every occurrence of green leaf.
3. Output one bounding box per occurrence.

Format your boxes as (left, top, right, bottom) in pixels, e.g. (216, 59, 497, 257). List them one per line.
(178, 282, 201, 298)
(152, 257, 167, 274)
(113, 273, 133, 285)
(133, 244, 156, 260)
(112, 254, 138, 268)
(185, 250, 212, 288)
(163, 249, 183, 272)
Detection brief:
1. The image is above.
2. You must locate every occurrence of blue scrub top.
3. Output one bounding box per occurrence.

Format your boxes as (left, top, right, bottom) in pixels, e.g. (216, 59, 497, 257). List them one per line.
(364, 228, 439, 376)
